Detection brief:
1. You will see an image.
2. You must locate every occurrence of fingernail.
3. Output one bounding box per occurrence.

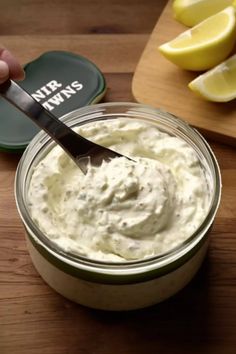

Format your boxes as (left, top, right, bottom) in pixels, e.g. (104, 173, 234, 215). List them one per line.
(0, 60, 9, 83)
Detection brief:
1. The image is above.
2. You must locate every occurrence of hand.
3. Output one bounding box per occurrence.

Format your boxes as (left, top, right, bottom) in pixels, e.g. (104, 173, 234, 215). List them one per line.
(0, 48, 25, 84)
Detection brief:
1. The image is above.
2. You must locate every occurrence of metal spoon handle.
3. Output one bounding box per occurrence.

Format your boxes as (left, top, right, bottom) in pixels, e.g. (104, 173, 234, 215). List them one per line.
(0, 79, 93, 159)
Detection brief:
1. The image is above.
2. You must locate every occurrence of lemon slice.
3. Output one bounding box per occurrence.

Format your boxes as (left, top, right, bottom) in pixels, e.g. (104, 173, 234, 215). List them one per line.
(188, 54, 236, 102)
(173, 0, 236, 27)
(159, 7, 236, 71)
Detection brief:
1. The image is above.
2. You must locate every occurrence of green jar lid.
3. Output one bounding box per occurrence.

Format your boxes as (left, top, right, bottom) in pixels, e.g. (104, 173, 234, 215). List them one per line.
(0, 51, 106, 152)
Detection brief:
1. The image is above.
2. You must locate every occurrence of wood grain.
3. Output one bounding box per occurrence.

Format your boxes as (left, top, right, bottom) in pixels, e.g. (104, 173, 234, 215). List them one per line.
(1, 1, 236, 353)
(132, 0, 236, 146)
(0, 0, 164, 35)
(0, 34, 148, 73)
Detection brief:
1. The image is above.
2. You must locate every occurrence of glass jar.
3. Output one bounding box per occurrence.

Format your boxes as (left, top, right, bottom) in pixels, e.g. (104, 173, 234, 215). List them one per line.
(15, 102, 221, 310)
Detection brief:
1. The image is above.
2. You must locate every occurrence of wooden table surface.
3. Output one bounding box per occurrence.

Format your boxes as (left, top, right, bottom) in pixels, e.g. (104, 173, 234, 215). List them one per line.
(1, 1, 236, 353)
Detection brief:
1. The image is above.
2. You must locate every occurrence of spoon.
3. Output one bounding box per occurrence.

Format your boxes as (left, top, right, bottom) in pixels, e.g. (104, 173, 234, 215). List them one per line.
(0, 79, 123, 174)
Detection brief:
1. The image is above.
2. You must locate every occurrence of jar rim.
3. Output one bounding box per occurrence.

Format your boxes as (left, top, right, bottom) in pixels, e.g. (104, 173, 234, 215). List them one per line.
(14, 102, 222, 277)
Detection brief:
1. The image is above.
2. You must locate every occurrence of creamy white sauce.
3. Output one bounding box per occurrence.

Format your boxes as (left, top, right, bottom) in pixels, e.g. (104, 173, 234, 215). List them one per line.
(28, 118, 211, 262)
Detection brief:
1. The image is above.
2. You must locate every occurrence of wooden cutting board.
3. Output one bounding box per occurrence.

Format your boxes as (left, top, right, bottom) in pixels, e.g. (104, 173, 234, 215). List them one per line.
(132, 0, 236, 146)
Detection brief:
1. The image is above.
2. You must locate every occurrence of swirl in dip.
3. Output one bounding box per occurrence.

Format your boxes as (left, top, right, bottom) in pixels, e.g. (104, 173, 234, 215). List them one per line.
(28, 118, 211, 262)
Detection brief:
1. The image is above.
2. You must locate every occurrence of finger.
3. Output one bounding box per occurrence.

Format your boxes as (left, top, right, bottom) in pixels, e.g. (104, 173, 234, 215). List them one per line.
(0, 49, 25, 81)
(0, 60, 9, 83)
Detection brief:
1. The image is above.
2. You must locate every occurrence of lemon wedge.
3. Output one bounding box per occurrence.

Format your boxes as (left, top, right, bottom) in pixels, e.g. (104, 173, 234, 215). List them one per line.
(188, 54, 236, 102)
(173, 0, 236, 27)
(159, 7, 236, 71)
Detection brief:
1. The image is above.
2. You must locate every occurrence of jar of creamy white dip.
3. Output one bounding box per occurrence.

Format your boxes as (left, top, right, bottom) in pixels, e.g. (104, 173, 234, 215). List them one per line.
(15, 103, 221, 310)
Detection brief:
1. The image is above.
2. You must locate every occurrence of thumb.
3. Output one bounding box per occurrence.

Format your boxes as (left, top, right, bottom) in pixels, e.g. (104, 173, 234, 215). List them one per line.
(0, 49, 25, 82)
